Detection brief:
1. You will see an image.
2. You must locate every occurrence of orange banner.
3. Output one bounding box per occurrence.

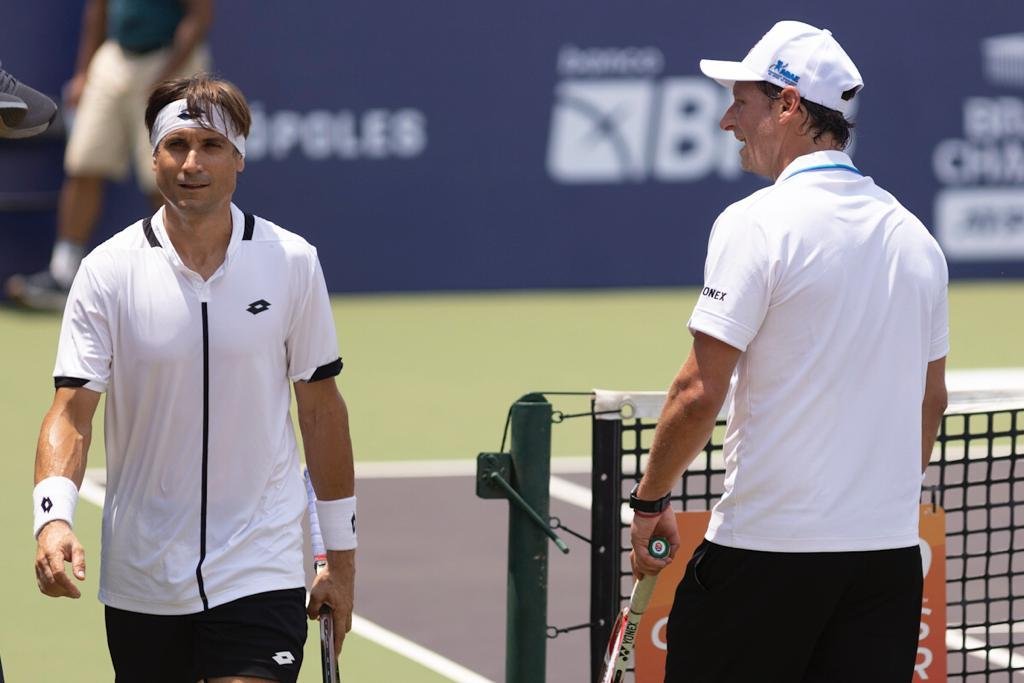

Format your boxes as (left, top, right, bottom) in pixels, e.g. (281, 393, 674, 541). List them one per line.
(634, 506, 946, 682)
(916, 505, 947, 682)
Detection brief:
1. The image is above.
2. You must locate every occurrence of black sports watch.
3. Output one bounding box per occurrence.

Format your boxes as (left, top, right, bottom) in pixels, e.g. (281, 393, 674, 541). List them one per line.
(629, 483, 671, 514)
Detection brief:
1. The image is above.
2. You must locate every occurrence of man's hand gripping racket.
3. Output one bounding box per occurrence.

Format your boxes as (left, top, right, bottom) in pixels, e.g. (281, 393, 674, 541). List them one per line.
(305, 468, 341, 683)
(600, 536, 670, 683)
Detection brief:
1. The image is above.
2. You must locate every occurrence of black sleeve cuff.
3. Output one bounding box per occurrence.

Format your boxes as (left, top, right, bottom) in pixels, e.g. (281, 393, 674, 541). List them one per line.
(54, 377, 90, 389)
(307, 358, 343, 382)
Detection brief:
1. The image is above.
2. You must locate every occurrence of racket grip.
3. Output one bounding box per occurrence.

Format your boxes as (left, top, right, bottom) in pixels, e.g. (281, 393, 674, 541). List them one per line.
(305, 468, 327, 559)
(629, 575, 658, 615)
(630, 536, 669, 615)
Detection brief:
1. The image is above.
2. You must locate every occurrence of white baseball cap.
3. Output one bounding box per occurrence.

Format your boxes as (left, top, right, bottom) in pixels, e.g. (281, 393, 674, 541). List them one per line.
(699, 20, 863, 116)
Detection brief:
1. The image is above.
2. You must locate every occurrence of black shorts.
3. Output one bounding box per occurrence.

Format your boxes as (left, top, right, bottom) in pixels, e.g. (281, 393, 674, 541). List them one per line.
(664, 541, 923, 683)
(105, 587, 308, 683)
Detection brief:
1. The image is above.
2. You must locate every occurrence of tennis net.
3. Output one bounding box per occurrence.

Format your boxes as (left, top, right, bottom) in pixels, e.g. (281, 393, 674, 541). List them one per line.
(589, 375, 1024, 682)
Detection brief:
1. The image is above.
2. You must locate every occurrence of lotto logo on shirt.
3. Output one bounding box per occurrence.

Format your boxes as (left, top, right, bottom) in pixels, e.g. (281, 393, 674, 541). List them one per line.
(546, 45, 743, 184)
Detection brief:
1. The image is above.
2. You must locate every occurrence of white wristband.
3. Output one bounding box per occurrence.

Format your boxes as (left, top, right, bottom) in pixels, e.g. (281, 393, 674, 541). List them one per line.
(315, 496, 357, 551)
(33, 476, 79, 539)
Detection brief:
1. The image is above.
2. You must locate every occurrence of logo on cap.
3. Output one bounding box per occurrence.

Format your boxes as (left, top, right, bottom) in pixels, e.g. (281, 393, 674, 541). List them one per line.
(178, 111, 195, 120)
(767, 60, 800, 86)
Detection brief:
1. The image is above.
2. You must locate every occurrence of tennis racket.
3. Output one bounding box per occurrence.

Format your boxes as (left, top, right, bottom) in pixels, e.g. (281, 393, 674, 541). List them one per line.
(600, 536, 670, 683)
(305, 468, 341, 683)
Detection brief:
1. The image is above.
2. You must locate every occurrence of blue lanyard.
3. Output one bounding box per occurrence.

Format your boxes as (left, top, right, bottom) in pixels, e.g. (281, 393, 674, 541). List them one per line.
(784, 163, 862, 180)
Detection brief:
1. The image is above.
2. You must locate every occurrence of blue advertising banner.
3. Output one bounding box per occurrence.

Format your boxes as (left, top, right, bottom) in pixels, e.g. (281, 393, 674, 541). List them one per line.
(2, 1, 1022, 292)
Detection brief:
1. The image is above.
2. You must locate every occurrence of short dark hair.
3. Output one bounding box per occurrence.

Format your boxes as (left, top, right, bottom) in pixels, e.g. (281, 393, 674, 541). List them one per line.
(145, 73, 252, 146)
(756, 81, 855, 149)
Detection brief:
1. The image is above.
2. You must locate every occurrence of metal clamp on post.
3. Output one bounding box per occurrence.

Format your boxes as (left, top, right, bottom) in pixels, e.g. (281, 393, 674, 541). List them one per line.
(477, 452, 569, 553)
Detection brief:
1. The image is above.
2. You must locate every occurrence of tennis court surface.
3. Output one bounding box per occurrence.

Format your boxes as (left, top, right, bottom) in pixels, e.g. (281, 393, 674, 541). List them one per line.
(3, 286, 1023, 681)
(68, 369, 1023, 682)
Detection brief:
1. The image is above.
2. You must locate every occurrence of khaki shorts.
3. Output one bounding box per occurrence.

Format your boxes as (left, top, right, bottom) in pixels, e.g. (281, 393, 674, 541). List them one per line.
(64, 40, 211, 192)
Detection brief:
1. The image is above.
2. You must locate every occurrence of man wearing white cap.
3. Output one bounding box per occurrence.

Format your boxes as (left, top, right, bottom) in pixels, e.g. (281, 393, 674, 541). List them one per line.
(31, 73, 356, 683)
(629, 21, 949, 681)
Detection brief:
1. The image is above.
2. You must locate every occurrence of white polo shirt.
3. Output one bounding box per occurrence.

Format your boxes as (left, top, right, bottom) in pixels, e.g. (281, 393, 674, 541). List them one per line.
(689, 150, 949, 553)
(54, 204, 342, 614)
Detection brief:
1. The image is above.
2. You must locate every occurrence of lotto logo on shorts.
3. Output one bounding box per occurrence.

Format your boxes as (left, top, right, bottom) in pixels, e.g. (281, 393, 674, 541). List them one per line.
(272, 651, 295, 666)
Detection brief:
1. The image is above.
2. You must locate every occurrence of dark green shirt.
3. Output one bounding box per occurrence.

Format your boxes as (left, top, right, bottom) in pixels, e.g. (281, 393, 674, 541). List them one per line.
(107, 0, 185, 53)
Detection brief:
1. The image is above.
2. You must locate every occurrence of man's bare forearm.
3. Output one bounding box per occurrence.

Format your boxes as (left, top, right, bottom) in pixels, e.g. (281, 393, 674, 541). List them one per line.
(35, 389, 100, 486)
(637, 380, 720, 500)
(637, 333, 739, 501)
(298, 383, 355, 501)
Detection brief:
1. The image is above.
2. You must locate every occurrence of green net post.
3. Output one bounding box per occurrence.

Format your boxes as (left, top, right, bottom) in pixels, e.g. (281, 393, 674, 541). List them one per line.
(506, 393, 552, 683)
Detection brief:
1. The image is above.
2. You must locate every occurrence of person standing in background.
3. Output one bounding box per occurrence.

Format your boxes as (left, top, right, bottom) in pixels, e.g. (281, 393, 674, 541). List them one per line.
(6, 0, 213, 310)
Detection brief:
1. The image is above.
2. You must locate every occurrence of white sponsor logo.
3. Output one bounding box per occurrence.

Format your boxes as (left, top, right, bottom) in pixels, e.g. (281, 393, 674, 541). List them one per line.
(919, 537, 932, 578)
(246, 102, 427, 162)
(272, 650, 295, 666)
(935, 188, 1024, 259)
(932, 98, 1024, 185)
(932, 42, 1024, 262)
(917, 605, 935, 678)
(651, 616, 668, 651)
(557, 44, 665, 77)
(982, 33, 1024, 88)
(547, 45, 743, 184)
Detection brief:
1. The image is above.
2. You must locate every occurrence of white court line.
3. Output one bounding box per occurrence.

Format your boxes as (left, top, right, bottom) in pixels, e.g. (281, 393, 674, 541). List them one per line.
(965, 622, 1024, 635)
(946, 630, 1024, 670)
(79, 476, 106, 509)
(352, 615, 494, 683)
(79, 470, 495, 683)
(548, 475, 634, 525)
(549, 475, 592, 510)
(356, 456, 592, 479)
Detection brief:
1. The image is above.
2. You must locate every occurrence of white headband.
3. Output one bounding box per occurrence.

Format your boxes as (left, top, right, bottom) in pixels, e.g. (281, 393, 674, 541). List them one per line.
(150, 98, 246, 157)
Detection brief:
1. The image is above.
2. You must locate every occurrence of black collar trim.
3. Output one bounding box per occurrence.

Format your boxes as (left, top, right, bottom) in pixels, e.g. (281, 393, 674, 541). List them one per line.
(144, 213, 254, 245)
(142, 217, 162, 248)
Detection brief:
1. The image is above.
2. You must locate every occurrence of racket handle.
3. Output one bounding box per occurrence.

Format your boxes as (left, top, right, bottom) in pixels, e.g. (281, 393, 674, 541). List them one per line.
(630, 535, 669, 615)
(308, 468, 341, 683)
(600, 535, 670, 681)
(320, 605, 340, 683)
